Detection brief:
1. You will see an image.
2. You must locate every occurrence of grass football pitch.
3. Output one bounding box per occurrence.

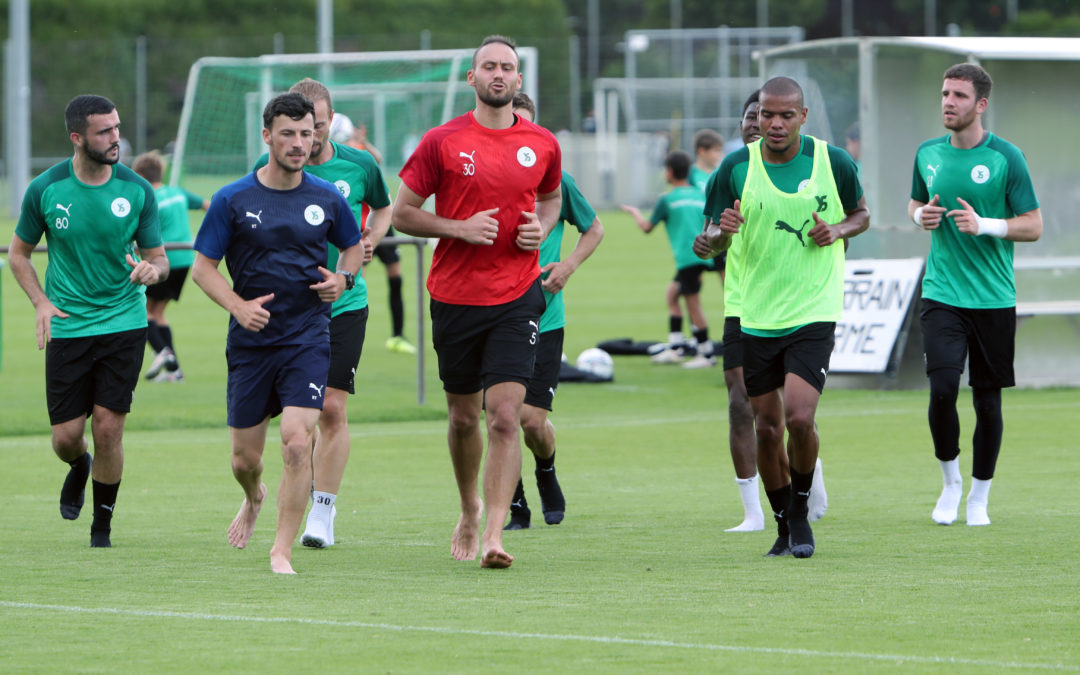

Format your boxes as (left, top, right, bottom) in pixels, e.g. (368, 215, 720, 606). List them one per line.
(1, 209, 1078, 673)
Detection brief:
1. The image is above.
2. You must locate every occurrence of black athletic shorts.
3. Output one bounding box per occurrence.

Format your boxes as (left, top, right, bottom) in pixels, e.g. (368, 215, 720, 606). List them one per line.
(430, 279, 546, 395)
(920, 298, 1016, 388)
(722, 316, 744, 371)
(327, 308, 368, 394)
(374, 225, 401, 265)
(524, 327, 564, 411)
(743, 322, 835, 397)
(145, 266, 189, 302)
(45, 327, 147, 425)
(673, 263, 719, 296)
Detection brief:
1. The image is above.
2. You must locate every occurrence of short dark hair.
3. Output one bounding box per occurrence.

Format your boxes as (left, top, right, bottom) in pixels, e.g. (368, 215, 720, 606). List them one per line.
(132, 150, 165, 183)
(665, 150, 692, 180)
(944, 63, 992, 101)
(65, 94, 116, 135)
(511, 92, 535, 119)
(742, 89, 761, 114)
(262, 92, 315, 130)
(760, 77, 804, 109)
(693, 129, 724, 152)
(473, 34, 517, 68)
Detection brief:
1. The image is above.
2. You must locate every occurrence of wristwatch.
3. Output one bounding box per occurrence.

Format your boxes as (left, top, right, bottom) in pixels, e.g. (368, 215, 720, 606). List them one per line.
(338, 271, 355, 290)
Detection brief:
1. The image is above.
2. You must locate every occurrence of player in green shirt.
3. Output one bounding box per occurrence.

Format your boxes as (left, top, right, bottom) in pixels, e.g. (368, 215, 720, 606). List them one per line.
(505, 93, 605, 530)
(132, 151, 209, 383)
(623, 150, 718, 368)
(704, 77, 869, 558)
(690, 128, 724, 190)
(908, 63, 1042, 527)
(8, 95, 168, 548)
(253, 78, 392, 549)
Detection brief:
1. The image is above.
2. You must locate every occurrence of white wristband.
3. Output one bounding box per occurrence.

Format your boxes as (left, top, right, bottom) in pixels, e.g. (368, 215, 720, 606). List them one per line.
(912, 206, 925, 227)
(976, 216, 1008, 238)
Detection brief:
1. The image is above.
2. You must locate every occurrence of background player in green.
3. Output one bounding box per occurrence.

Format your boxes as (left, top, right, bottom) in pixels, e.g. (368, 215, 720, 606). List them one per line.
(690, 128, 724, 190)
(254, 78, 392, 549)
(504, 93, 605, 530)
(909, 63, 1042, 527)
(622, 150, 718, 368)
(132, 150, 209, 382)
(704, 77, 868, 558)
(8, 94, 168, 548)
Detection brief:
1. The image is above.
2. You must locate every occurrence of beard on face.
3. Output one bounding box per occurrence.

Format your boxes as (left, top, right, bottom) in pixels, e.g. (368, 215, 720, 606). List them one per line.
(476, 83, 516, 109)
(82, 139, 119, 166)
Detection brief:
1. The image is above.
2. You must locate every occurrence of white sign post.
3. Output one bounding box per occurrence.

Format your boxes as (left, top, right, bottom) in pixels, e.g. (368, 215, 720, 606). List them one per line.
(832, 258, 925, 373)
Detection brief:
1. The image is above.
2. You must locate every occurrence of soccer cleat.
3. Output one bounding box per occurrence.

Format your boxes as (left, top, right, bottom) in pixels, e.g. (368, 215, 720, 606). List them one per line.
(681, 354, 717, 369)
(151, 368, 184, 383)
(650, 347, 685, 364)
(808, 457, 828, 522)
(535, 466, 565, 525)
(787, 516, 815, 558)
(89, 527, 111, 548)
(765, 536, 791, 557)
(504, 479, 531, 530)
(385, 336, 417, 354)
(966, 500, 990, 526)
(144, 347, 176, 380)
(932, 483, 963, 525)
(60, 453, 93, 520)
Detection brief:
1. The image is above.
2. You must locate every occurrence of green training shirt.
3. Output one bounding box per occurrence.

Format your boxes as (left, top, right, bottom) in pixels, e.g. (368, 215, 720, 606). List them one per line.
(911, 132, 1039, 309)
(651, 185, 708, 271)
(15, 159, 161, 338)
(539, 171, 597, 334)
(689, 164, 712, 191)
(255, 141, 390, 317)
(155, 185, 202, 269)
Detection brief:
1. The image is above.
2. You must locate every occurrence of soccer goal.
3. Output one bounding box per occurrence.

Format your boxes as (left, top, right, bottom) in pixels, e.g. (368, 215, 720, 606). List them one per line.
(171, 47, 539, 184)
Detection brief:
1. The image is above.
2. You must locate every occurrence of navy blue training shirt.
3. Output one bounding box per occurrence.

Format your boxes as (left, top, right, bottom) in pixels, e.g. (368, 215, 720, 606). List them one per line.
(194, 171, 362, 348)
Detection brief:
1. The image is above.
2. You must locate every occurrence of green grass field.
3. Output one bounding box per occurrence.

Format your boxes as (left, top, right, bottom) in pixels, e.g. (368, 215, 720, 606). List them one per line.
(1, 210, 1078, 673)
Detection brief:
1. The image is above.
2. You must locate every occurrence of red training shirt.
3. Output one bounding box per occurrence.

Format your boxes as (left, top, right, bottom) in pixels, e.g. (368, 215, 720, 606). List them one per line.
(399, 111, 562, 305)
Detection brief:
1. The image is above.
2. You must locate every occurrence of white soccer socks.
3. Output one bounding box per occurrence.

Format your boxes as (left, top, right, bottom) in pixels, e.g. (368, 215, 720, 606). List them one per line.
(808, 457, 828, 522)
(966, 477, 992, 526)
(726, 475, 765, 532)
(301, 491, 337, 548)
(932, 458, 963, 525)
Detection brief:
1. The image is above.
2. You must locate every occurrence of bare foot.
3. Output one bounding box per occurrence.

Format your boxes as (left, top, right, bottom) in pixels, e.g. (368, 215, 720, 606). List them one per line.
(480, 547, 514, 569)
(270, 553, 297, 575)
(450, 498, 483, 561)
(227, 483, 267, 549)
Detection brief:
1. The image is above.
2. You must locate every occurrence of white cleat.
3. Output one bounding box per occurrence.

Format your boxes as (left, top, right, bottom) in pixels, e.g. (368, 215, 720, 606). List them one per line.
(682, 354, 717, 369)
(808, 457, 828, 522)
(650, 348, 685, 364)
(932, 483, 963, 525)
(966, 501, 990, 526)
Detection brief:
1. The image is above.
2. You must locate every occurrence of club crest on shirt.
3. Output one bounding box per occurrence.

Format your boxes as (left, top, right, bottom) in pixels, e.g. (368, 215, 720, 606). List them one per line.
(333, 180, 351, 199)
(111, 197, 131, 217)
(517, 146, 537, 168)
(305, 204, 325, 226)
(970, 164, 990, 184)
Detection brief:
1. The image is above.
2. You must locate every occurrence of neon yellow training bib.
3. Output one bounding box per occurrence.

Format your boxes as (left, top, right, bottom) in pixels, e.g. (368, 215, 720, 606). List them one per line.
(739, 136, 846, 331)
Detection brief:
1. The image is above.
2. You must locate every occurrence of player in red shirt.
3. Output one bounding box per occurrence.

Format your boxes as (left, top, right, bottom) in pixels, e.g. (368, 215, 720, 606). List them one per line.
(394, 35, 562, 568)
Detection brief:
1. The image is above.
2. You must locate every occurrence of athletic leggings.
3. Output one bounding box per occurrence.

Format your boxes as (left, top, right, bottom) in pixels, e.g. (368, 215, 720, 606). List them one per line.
(928, 368, 1003, 480)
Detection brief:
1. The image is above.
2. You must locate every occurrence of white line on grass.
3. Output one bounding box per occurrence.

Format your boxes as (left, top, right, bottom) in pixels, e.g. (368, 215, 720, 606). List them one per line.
(2, 600, 1075, 671)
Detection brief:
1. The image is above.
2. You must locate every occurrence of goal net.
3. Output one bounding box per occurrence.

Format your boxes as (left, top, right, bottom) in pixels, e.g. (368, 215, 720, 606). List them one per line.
(171, 48, 539, 185)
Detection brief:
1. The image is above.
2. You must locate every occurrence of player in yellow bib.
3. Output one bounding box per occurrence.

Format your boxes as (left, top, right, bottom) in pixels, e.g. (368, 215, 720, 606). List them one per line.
(704, 77, 869, 558)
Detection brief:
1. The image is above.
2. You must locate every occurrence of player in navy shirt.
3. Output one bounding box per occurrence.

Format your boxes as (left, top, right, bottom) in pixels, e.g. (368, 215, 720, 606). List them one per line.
(192, 93, 365, 575)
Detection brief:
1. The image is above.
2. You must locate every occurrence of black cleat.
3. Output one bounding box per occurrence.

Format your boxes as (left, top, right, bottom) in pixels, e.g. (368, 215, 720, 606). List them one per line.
(504, 479, 531, 530)
(765, 536, 792, 557)
(60, 453, 92, 520)
(788, 516, 816, 559)
(535, 467, 565, 525)
(90, 528, 111, 548)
